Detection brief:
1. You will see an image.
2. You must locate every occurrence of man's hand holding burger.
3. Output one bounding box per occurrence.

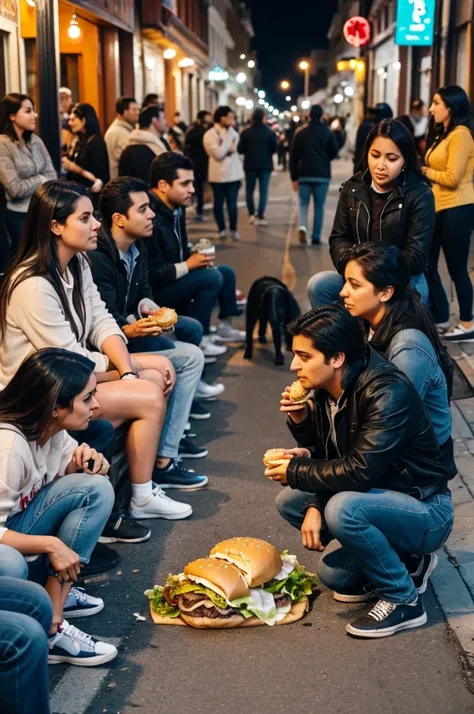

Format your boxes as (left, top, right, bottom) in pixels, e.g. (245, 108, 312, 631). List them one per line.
(280, 386, 308, 424)
(301, 507, 325, 552)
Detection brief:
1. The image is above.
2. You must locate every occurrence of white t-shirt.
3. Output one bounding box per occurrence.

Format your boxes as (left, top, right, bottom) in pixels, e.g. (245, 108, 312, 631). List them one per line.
(0, 424, 78, 540)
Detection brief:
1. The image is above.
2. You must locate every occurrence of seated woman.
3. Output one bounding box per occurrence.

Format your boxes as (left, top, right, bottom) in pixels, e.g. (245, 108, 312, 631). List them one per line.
(307, 119, 434, 308)
(0, 179, 192, 537)
(340, 241, 454, 468)
(0, 347, 117, 666)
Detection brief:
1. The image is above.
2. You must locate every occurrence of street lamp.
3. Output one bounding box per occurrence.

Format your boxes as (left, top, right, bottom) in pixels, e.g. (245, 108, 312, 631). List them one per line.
(285, 95, 291, 101)
(290, 104, 297, 112)
(248, 60, 255, 68)
(236, 72, 247, 83)
(299, 60, 310, 98)
(258, 90, 265, 98)
(301, 99, 310, 110)
(236, 97, 246, 106)
(280, 80, 290, 90)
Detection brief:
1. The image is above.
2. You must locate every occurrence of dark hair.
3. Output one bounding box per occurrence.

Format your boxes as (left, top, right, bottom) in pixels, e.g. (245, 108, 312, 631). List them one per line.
(310, 104, 323, 122)
(341, 242, 453, 396)
(149, 152, 194, 188)
(375, 103, 393, 122)
(197, 110, 210, 121)
(138, 104, 164, 129)
(71, 103, 102, 138)
(252, 108, 265, 123)
(0, 93, 35, 142)
(366, 107, 377, 120)
(116, 96, 137, 115)
(426, 85, 472, 152)
(0, 180, 92, 342)
(99, 177, 149, 228)
(0, 348, 95, 442)
(174, 112, 181, 117)
(360, 118, 426, 182)
(287, 304, 367, 388)
(142, 94, 159, 109)
(213, 105, 233, 124)
(411, 98, 424, 111)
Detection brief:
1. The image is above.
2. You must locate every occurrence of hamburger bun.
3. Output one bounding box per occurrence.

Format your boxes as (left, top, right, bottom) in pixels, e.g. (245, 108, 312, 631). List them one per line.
(209, 537, 282, 587)
(148, 307, 178, 329)
(152, 597, 310, 628)
(263, 448, 292, 468)
(184, 558, 250, 601)
(288, 380, 312, 404)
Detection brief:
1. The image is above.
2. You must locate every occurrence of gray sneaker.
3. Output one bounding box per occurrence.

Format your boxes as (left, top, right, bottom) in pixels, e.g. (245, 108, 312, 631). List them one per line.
(213, 323, 246, 343)
(230, 231, 240, 241)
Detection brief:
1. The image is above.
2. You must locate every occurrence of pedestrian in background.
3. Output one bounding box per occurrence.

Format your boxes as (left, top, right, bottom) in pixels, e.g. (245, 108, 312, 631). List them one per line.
(184, 110, 212, 222)
(423, 85, 474, 340)
(59, 86, 73, 151)
(62, 103, 109, 201)
(354, 106, 377, 167)
(290, 104, 339, 246)
(308, 119, 434, 308)
(0, 92, 56, 258)
(203, 106, 244, 241)
(238, 107, 278, 226)
(104, 96, 140, 179)
(118, 105, 169, 183)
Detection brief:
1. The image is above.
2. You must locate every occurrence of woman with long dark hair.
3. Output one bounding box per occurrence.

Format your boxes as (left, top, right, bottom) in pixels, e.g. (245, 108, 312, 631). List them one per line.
(422, 85, 474, 339)
(62, 103, 109, 198)
(0, 347, 117, 666)
(0, 179, 193, 526)
(0, 93, 56, 256)
(307, 118, 435, 308)
(340, 241, 454, 466)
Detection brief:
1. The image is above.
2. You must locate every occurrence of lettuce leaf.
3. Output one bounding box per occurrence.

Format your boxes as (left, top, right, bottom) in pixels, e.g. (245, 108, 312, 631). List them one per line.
(144, 586, 181, 618)
(164, 574, 228, 609)
(263, 563, 318, 601)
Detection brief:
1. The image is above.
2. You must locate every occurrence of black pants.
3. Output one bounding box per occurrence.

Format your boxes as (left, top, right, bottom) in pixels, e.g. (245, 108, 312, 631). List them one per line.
(429, 204, 474, 323)
(194, 173, 205, 216)
(5, 209, 26, 261)
(210, 181, 240, 232)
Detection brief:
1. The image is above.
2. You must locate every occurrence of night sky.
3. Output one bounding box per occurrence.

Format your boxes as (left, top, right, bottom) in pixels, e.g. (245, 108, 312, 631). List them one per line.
(247, 0, 338, 110)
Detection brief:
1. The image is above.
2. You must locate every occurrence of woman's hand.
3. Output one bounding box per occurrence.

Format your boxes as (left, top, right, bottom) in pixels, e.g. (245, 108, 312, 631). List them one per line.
(280, 387, 309, 423)
(47, 538, 82, 583)
(301, 507, 325, 551)
(292, 181, 298, 192)
(61, 156, 75, 172)
(90, 178, 103, 193)
(264, 459, 290, 484)
(421, 166, 429, 176)
(70, 443, 110, 475)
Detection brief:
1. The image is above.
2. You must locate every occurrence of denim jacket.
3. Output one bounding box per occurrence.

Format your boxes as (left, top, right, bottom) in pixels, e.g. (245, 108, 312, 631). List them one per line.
(384, 328, 451, 445)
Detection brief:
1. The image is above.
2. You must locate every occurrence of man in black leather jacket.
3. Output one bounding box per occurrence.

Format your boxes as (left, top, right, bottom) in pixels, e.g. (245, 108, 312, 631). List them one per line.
(267, 305, 454, 638)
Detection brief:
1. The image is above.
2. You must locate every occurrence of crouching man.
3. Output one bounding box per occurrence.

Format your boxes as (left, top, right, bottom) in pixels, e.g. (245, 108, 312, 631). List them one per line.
(267, 305, 455, 638)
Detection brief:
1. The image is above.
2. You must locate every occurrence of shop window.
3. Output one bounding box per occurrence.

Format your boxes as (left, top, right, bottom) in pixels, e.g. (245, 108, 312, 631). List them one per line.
(455, 25, 468, 90)
(24, 39, 38, 108)
(0, 32, 6, 98)
(60, 54, 79, 103)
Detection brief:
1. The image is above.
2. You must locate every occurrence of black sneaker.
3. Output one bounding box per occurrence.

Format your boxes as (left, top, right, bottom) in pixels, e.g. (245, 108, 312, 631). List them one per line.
(153, 459, 208, 490)
(346, 597, 427, 638)
(333, 584, 376, 603)
(98, 512, 151, 544)
(410, 553, 438, 594)
(189, 401, 211, 420)
(178, 436, 208, 459)
(78, 543, 120, 579)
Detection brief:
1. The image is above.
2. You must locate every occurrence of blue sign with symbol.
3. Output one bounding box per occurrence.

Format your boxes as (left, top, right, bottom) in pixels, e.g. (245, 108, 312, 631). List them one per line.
(395, 0, 436, 46)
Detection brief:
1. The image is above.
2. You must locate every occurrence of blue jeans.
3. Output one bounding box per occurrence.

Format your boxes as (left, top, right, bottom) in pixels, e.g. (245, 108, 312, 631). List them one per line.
(245, 169, 272, 218)
(298, 179, 330, 242)
(0, 572, 52, 714)
(0, 544, 29, 579)
(154, 265, 239, 335)
(276, 487, 453, 604)
(6, 473, 114, 583)
(68, 418, 116, 454)
(307, 270, 430, 308)
(210, 181, 241, 232)
(128, 316, 204, 352)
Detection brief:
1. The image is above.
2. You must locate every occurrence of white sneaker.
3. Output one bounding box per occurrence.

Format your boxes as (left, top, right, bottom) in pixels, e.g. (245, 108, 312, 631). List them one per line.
(200, 336, 228, 357)
(249, 215, 255, 224)
(129, 484, 193, 520)
(48, 619, 118, 666)
(255, 218, 268, 226)
(218, 230, 227, 240)
(63, 587, 104, 619)
(230, 231, 240, 241)
(195, 379, 225, 400)
(213, 323, 246, 343)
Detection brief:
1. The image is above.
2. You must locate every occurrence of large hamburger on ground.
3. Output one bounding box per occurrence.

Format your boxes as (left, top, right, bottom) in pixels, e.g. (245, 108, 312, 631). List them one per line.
(145, 537, 317, 629)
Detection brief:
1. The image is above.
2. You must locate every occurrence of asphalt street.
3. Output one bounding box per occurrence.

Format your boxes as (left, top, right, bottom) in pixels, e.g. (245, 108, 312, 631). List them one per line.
(49, 167, 474, 714)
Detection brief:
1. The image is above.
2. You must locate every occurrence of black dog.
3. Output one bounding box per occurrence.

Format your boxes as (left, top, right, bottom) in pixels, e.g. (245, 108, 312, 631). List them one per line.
(244, 276, 301, 366)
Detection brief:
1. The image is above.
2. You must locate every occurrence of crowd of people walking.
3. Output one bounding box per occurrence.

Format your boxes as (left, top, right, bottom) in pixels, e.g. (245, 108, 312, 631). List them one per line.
(0, 80, 473, 713)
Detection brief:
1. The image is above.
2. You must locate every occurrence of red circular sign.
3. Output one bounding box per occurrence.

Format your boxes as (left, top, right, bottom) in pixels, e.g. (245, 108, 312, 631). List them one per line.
(343, 16, 371, 48)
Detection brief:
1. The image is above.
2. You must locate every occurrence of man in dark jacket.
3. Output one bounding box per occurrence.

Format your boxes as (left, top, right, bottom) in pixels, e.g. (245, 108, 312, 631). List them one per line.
(290, 104, 339, 245)
(238, 108, 278, 225)
(147, 152, 245, 355)
(353, 106, 377, 168)
(118, 105, 169, 183)
(268, 305, 454, 639)
(184, 110, 212, 222)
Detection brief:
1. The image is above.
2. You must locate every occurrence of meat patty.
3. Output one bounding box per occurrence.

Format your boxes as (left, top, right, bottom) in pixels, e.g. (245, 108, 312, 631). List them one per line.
(274, 593, 292, 608)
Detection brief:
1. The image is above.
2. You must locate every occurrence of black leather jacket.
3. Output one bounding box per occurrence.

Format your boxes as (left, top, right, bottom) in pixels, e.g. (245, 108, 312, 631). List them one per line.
(286, 348, 453, 514)
(329, 170, 435, 276)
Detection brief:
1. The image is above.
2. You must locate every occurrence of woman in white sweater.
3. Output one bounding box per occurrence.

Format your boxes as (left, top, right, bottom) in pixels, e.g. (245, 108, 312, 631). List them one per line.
(0, 348, 117, 666)
(0, 93, 56, 257)
(0, 179, 191, 523)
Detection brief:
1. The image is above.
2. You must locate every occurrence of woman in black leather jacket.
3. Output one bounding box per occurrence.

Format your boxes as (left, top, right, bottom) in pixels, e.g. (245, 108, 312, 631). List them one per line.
(307, 119, 435, 309)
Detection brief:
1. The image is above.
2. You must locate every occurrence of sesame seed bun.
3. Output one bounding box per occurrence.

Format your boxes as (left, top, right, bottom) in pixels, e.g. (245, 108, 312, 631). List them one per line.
(263, 448, 292, 468)
(209, 537, 282, 587)
(183, 558, 250, 601)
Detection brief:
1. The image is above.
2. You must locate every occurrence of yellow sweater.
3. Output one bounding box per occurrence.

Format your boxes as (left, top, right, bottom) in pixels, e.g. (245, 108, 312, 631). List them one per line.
(425, 125, 474, 212)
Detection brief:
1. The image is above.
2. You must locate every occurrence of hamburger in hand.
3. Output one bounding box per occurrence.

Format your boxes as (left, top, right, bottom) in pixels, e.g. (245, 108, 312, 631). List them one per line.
(145, 537, 317, 629)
